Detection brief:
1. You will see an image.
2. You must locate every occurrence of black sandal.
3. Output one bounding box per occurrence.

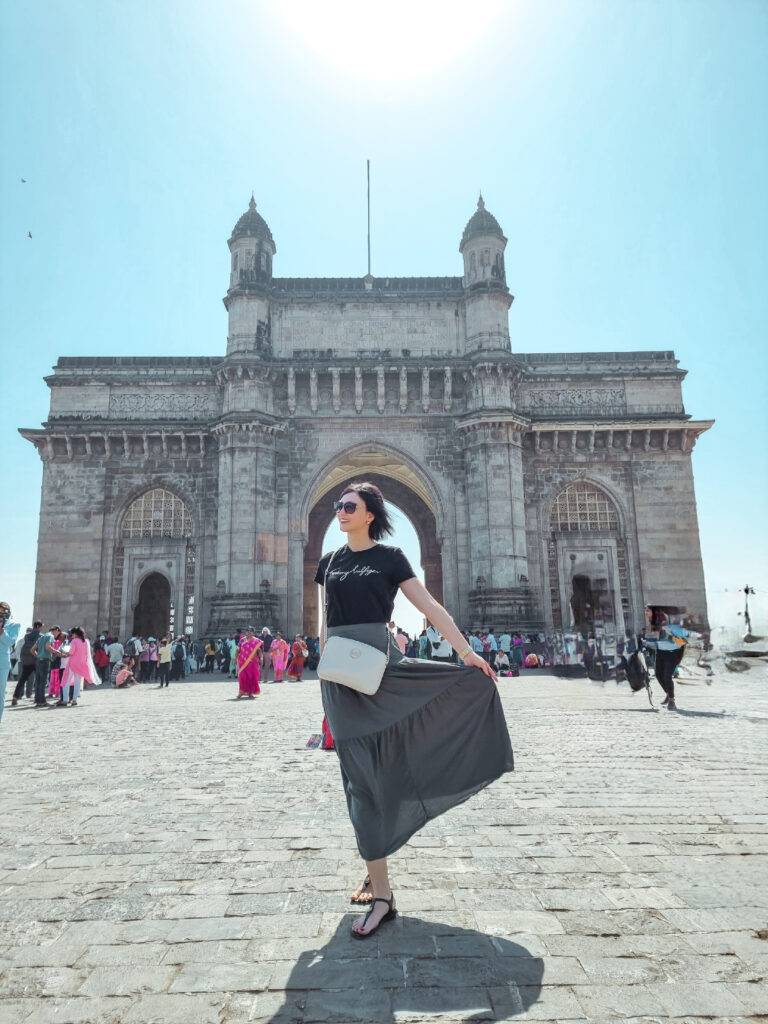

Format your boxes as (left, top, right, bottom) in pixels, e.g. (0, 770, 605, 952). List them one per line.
(351, 893, 396, 940)
(350, 874, 372, 905)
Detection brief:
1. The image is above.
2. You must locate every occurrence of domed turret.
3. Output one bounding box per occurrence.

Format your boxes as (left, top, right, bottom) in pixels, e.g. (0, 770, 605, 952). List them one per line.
(460, 194, 507, 289)
(460, 194, 505, 252)
(224, 196, 276, 357)
(227, 195, 276, 292)
(459, 195, 512, 356)
(229, 195, 276, 248)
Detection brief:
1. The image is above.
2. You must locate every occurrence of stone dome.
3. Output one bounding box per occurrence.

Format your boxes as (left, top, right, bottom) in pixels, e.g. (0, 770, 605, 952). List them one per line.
(460, 195, 505, 252)
(229, 195, 275, 248)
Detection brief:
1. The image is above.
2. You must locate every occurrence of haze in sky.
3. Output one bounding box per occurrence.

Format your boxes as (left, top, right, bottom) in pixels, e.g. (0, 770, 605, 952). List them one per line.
(1, 0, 766, 636)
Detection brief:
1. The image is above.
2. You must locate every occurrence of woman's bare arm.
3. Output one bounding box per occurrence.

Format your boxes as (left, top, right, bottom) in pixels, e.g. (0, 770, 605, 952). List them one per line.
(399, 577, 497, 681)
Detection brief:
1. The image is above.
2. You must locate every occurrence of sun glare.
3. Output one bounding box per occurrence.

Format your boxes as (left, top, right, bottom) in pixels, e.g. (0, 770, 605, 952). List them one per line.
(271, 0, 504, 83)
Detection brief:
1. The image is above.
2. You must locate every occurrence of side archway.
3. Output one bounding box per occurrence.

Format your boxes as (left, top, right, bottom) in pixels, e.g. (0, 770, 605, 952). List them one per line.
(546, 480, 631, 634)
(110, 487, 197, 639)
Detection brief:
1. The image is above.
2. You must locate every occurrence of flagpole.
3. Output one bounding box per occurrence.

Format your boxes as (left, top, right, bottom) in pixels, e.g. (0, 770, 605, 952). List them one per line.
(366, 159, 371, 277)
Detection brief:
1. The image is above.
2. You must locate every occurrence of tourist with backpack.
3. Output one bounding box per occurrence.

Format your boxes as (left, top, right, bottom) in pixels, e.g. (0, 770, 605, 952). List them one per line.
(12, 622, 42, 703)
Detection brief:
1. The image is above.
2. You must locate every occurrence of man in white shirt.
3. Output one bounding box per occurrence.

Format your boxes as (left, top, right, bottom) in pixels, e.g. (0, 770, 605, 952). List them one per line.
(487, 631, 498, 654)
(499, 630, 512, 654)
(106, 638, 124, 671)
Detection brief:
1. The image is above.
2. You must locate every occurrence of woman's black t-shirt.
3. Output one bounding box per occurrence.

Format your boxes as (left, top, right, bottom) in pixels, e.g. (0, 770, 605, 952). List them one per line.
(314, 544, 416, 627)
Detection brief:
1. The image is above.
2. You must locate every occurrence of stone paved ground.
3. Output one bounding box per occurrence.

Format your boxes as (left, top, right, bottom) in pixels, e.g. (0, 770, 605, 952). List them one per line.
(1, 665, 768, 1023)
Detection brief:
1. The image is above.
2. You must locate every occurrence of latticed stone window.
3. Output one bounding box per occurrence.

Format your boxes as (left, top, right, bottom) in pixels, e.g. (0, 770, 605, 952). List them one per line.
(550, 482, 619, 532)
(122, 488, 192, 539)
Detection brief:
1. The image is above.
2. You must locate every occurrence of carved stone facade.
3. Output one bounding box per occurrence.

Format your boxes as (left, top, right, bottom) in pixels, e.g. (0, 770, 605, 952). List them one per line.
(21, 196, 712, 639)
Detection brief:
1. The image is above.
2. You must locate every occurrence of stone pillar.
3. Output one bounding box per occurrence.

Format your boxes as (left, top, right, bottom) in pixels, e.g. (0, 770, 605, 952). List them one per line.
(209, 422, 281, 632)
(461, 420, 536, 626)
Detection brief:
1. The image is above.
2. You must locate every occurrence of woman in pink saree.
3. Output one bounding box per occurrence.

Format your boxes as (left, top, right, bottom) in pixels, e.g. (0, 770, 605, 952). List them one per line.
(270, 632, 290, 682)
(236, 628, 262, 699)
(61, 627, 97, 706)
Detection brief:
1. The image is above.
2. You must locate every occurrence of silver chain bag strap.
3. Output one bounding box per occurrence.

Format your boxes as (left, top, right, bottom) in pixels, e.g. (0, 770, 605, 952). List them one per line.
(317, 547, 390, 696)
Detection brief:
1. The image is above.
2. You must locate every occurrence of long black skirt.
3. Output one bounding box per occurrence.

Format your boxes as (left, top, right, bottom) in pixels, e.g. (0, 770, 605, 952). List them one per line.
(322, 623, 514, 861)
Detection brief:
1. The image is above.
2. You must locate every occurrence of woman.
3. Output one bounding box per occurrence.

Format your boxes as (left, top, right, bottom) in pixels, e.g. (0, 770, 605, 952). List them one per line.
(147, 638, 158, 682)
(93, 641, 110, 684)
(236, 628, 263, 698)
(270, 632, 290, 682)
(287, 635, 308, 681)
(0, 602, 21, 723)
(47, 630, 67, 701)
(61, 626, 97, 706)
(204, 640, 217, 674)
(315, 482, 513, 939)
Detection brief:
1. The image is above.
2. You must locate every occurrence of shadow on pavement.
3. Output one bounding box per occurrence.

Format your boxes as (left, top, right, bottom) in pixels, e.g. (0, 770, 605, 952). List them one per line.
(265, 915, 543, 1023)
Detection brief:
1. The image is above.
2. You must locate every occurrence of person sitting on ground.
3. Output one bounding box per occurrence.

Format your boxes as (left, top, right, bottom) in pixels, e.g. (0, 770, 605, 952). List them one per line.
(111, 656, 136, 687)
(494, 649, 511, 674)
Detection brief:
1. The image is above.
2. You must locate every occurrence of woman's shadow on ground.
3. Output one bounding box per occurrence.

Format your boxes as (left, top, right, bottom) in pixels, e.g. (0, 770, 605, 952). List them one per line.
(266, 914, 543, 1023)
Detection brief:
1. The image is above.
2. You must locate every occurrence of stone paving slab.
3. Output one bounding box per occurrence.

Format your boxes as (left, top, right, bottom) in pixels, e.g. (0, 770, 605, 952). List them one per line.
(2, 667, 768, 1022)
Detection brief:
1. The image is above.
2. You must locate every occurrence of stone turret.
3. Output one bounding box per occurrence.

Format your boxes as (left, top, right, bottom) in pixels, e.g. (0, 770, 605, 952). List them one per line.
(224, 196, 276, 357)
(460, 195, 513, 356)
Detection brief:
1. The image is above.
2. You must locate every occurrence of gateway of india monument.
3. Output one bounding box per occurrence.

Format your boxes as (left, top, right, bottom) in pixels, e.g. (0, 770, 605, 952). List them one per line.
(21, 195, 712, 640)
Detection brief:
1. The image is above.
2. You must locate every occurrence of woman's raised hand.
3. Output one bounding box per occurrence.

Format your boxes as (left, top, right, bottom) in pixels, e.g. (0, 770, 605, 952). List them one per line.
(461, 650, 498, 683)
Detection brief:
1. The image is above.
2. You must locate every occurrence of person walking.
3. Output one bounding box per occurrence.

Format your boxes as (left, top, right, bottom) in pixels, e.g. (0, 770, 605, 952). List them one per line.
(0, 602, 21, 724)
(259, 628, 274, 682)
(270, 632, 290, 682)
(315, 481, 513, 939)
(287, 635, 308, 681)
(236, 628, 262, 698)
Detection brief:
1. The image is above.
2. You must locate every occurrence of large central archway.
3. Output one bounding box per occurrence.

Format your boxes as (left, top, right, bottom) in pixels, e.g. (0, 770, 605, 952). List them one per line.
(301, 448, 444, 636)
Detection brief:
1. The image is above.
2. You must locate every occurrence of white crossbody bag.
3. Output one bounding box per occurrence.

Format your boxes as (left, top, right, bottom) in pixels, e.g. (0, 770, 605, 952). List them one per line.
(317, 547, 390, 696)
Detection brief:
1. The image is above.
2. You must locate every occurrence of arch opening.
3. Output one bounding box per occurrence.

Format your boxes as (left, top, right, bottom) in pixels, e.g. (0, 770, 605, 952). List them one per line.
(303, 469, 442, 636)
(132, 572, 171, 639)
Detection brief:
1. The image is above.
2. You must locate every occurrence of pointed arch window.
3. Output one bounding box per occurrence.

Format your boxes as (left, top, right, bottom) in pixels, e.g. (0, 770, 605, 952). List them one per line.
(550, 482, 619, 532)
(122, 488, 192, 539)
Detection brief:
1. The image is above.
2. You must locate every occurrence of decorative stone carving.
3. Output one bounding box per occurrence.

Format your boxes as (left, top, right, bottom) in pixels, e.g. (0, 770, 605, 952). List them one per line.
(109, 391, 219, 419)
(521, 387, 626, 414)
(354, 367, 363, 414)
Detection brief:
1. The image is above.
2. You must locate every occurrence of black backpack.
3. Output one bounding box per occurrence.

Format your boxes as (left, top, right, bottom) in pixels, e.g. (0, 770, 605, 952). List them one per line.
(20, 631, 40, 666)
(623, 649, 650, 691)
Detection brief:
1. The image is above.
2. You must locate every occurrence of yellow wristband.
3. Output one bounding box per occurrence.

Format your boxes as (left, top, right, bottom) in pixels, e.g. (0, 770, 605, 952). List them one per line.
(458, 646, 472, 661)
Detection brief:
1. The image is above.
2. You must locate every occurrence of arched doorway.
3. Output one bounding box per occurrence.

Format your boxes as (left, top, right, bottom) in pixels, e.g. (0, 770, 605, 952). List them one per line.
(302, 465, 443, 636)
(132, 573, 171, 638)
(547, 480, 631, 634)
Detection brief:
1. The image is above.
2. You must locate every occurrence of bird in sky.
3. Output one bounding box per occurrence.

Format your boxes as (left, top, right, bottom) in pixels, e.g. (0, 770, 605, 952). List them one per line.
(27, 231, 32, 239)
(21, 178, 27, 183)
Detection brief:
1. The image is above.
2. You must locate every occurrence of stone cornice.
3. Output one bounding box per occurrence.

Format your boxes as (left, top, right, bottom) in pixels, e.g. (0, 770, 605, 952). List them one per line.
(456, 412, 531, 433)
(525, 419, 713, 455)
(19, 426, 210, 461)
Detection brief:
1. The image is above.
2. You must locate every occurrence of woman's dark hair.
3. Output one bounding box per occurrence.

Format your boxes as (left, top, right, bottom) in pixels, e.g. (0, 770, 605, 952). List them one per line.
(69, 626, 85, 640)
(341, 481, 394, 541)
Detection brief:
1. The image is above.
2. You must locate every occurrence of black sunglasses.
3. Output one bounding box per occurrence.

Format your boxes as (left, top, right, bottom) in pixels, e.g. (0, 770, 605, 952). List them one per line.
(333, 500, 359, 514)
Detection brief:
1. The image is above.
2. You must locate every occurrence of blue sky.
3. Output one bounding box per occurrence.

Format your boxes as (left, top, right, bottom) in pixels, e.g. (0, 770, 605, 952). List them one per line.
(1, 0, 766, 637)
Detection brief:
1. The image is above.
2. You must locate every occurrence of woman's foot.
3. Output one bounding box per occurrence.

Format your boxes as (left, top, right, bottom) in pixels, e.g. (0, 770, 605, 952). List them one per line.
(351, 891, 396, 938)
(350, 875, 373, 904)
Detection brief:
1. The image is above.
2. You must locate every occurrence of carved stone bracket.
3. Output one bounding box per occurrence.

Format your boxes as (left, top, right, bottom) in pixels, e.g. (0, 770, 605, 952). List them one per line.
(19, 427, 210, 462)
(526, 419, 713, 455)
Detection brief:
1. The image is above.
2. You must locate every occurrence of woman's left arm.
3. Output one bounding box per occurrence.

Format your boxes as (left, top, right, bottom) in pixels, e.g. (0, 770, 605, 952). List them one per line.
(399, 578, 497, 682)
